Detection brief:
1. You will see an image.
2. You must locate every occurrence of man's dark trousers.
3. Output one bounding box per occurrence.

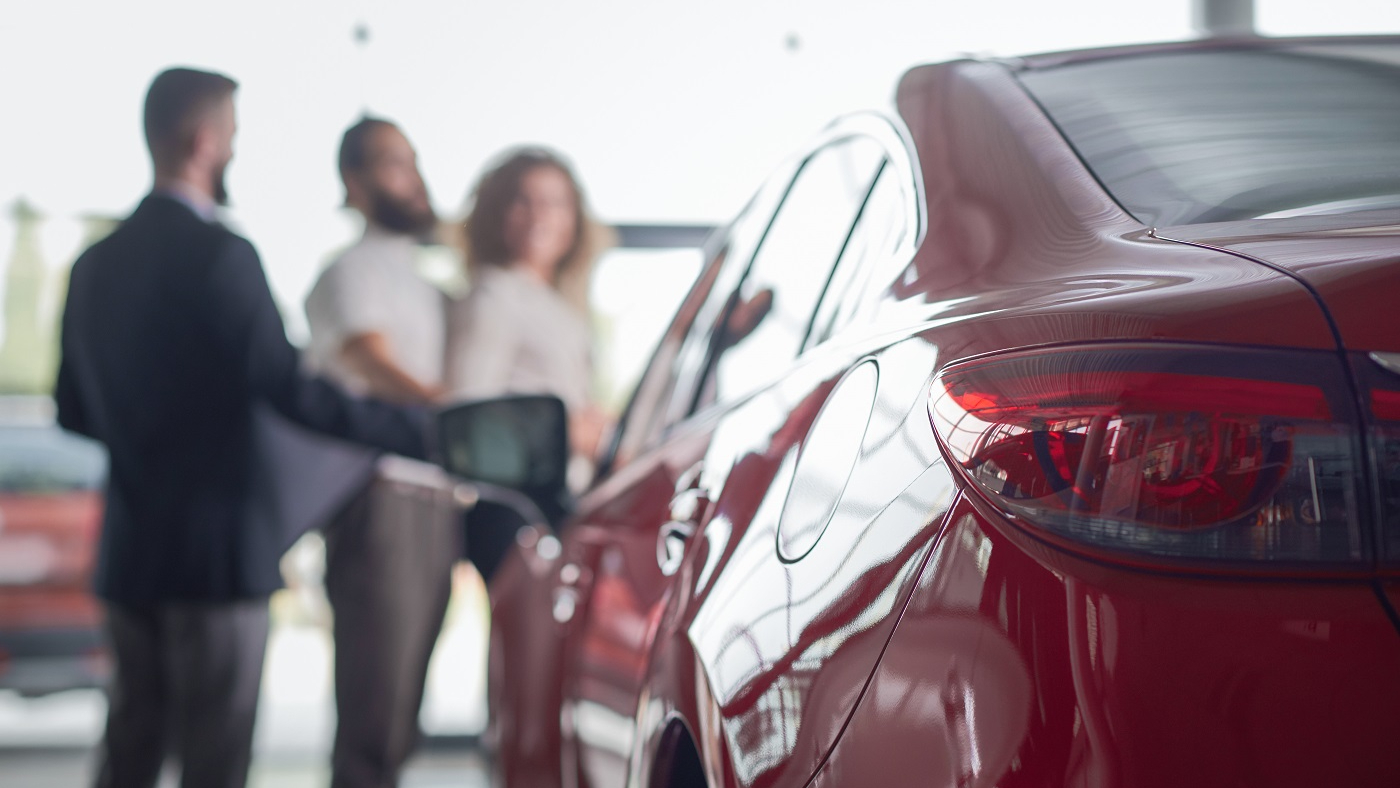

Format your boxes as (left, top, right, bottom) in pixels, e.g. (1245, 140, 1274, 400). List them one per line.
(96, 601, 269, 788)
(324, 476, 461, 788)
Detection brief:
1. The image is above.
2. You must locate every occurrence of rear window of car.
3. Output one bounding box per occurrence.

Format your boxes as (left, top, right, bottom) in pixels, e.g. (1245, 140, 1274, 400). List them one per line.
(1018, 43, 1400, 226)
(0, 427, 106, 493)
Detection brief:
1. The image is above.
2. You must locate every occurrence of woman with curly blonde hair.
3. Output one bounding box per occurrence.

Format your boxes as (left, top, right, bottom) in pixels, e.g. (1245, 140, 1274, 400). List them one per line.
(445, 146, 612, 471)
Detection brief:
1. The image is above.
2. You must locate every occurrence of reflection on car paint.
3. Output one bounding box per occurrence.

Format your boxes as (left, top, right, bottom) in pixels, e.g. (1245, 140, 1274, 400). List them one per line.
(814, 494, 1400, 787)
(489, 40, 1400, 788)
(683, 339, 954, 787)
(777, 361, 879, 561)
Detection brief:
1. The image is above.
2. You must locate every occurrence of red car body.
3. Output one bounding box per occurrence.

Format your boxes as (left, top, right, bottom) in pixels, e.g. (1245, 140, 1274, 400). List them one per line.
(0, 401, 108, 696)
(487, 37, 1400, 787)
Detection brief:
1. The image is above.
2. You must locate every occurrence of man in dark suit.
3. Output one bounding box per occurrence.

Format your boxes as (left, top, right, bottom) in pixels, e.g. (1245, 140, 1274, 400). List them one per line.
(54, 67, 428, 788)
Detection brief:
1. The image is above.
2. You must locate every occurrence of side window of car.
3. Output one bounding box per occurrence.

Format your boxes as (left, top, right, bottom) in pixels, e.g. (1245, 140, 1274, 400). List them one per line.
(600, 159, 802, 472)
(691, 136, 885, 413)
(804, 161, 911, 349)
(653, 159, 803, 432)
(600, 245, 729, 473)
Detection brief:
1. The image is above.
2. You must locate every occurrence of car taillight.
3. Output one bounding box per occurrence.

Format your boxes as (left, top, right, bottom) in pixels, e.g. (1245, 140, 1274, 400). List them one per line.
(929, 344, 1367, 565)
(1358, 352, 1400, 562)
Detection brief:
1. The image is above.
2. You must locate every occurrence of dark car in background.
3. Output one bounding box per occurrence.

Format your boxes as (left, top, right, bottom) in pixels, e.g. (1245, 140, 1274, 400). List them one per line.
(0, 396, 107, 697)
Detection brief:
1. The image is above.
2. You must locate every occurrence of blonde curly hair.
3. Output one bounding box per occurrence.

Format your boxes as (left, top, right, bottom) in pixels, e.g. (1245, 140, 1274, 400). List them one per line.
(462, 146, 614, 314)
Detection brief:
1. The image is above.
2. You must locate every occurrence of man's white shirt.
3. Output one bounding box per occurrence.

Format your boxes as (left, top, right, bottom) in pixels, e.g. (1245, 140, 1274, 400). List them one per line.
(304, 224, 448, 394)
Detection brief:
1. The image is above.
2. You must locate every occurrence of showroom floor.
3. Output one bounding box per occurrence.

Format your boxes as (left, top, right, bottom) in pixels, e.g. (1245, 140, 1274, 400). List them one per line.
(0, 563, 493, 788)
(0, 744, 488, 788)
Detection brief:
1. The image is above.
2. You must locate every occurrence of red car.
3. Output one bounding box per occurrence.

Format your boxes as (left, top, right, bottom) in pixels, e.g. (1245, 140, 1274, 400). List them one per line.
(0, 397, 108, 697)
(483, 36, 1400, 788)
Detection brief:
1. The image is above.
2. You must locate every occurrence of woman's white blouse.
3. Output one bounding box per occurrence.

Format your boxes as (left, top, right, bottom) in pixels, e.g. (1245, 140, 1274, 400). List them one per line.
(444, 265, 593, 408)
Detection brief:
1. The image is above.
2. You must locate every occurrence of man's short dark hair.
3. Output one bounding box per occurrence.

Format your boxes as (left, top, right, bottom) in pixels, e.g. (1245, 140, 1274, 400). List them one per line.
(338, 117, 398, 180)
(143, 67, 237, 169)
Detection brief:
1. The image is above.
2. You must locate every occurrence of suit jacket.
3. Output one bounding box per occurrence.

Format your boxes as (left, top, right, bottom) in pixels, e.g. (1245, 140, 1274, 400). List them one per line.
(54, 194, 428, 604)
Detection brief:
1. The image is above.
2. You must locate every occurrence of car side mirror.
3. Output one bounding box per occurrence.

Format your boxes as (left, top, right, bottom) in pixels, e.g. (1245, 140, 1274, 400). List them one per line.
(436, 395, 570, 514)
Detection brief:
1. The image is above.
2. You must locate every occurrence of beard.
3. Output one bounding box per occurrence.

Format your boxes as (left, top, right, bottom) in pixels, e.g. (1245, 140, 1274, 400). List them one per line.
(368, 188, 437, 237)
(212, 160, 230, 206)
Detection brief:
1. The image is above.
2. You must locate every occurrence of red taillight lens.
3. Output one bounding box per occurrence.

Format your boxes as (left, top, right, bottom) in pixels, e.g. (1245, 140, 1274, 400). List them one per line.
(1357, 353, 1400, 562)
(930, 345, 1366, 564)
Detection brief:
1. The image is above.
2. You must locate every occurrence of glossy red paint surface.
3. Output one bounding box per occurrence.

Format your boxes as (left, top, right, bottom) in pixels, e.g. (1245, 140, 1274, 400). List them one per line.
(487, 37, 1400, 788)
(815, 495, 1400, 788)
(489, 418, 718, 788)
(678, 341, 950, 788)
(487, 526, 569, 787)
(1164, 218, 1400, 353)
(563, 421, 715, 788)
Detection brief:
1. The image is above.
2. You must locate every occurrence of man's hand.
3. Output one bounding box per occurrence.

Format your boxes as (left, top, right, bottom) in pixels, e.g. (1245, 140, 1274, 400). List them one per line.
(569, 404, 611, 460)
(340, 332, 445, 405)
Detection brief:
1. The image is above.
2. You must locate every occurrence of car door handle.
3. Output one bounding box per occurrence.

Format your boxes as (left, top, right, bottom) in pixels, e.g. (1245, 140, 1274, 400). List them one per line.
(658, 465, 711, 575)
(657, 515, 699, 577)
(668, 485, 710, 526)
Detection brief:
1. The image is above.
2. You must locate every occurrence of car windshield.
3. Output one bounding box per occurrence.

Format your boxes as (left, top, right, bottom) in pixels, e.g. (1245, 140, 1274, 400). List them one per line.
(0, 426, 107, 494)
(1017, 43, 1400, 226)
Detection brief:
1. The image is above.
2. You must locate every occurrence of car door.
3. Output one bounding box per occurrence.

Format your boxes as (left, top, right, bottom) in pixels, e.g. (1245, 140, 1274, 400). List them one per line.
(550, 160, 801, 788)
(663, 117, 963, 788)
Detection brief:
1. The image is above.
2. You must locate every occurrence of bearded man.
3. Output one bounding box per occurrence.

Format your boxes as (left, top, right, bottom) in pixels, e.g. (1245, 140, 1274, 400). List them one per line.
(303, 117, 462, 788)
(306, 118, 446, 404)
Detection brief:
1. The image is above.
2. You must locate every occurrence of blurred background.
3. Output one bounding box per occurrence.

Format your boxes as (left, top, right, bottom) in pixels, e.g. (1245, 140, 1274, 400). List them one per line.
(2, 1, 1398, 785)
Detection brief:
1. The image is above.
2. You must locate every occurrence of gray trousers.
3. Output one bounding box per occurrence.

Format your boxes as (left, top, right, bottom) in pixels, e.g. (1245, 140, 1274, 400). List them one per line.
(94, 599, 270, 788)
(324, 477, 462, 788)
